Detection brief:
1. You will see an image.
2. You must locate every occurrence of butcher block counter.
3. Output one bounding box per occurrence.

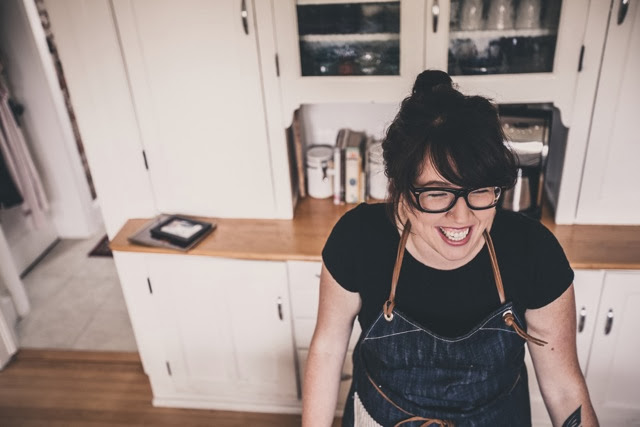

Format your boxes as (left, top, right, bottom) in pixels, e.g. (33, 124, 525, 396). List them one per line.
(110, 198, 640, 270)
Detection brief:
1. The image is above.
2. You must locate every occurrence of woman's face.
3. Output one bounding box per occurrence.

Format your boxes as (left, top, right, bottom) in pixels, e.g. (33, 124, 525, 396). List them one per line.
(401, 158, 496, 270)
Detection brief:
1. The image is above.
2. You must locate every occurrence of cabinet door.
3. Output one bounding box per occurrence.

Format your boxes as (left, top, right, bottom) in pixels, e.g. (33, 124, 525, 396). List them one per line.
(526, 270, 604, 426)
(426, 0, 589, 124)
(586, 271, 640, 424)
(576, 0, 640, 224)
(147, 254, 297, 404)
(273, 0, 426, 118)
(112, 0, 277, 218)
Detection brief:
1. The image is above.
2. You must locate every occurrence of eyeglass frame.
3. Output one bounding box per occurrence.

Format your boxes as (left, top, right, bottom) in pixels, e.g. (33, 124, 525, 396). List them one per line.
(408, 185, 503, 214)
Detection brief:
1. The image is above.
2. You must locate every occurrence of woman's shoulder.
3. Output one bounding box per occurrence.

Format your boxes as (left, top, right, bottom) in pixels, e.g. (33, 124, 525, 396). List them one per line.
(333, 202, 392, 233)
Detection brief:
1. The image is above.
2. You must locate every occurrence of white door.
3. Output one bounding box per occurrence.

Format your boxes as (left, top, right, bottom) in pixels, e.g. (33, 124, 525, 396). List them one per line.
(112, 0, 277, 219)
(576, 0, 640, 224)
(147, 254, 298, 404)
(586, 271, 640, 424)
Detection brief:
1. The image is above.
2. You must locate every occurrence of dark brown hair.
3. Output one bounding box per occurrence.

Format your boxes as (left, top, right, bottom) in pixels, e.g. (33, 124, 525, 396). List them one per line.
(382, 70, 517, 223)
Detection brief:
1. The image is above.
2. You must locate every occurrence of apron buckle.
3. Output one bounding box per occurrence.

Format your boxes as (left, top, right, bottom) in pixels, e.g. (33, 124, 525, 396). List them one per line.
(383, 300, 395, 321)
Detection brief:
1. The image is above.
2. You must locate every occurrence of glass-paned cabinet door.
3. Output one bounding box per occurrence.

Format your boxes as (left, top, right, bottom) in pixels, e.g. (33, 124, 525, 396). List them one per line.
(297, 1, 401, 76)
(425, 0, 589, 126)
(448, 0, 562, 75)
(273, 0, 425, 118)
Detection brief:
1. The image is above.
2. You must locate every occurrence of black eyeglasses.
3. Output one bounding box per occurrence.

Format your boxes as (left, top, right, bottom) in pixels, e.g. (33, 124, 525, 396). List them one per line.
(409, 186, 502, 213)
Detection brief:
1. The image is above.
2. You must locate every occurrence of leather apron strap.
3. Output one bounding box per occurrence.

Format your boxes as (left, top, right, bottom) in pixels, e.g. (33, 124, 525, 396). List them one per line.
(382, 221, 546, 346)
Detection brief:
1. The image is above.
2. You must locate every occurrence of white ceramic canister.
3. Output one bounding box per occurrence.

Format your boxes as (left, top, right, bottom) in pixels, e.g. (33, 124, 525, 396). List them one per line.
(367, 140, 388, 200)
(306, 145, 334, 199)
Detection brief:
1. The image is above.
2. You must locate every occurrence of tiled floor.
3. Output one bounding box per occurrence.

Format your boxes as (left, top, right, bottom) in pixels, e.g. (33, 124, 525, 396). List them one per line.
(16, 233, 137, 351)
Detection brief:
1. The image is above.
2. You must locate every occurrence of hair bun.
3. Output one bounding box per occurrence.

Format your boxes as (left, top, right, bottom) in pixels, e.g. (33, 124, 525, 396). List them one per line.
(412, 70, 453, 96)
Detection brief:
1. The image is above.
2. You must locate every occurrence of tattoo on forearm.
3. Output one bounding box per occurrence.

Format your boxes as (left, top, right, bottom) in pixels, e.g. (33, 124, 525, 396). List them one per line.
(562, 406, 582, 427)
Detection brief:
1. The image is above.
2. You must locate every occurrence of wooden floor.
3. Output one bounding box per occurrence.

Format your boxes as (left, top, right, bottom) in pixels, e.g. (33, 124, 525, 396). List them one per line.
(0, 349, 340, 426)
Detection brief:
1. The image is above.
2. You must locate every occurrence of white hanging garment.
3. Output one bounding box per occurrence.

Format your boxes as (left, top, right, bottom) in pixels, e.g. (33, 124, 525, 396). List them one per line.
(0, 74, 50, 228)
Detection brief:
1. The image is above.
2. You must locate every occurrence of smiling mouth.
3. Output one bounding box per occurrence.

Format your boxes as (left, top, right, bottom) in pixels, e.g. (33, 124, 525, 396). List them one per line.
(439, 227, 471, 242)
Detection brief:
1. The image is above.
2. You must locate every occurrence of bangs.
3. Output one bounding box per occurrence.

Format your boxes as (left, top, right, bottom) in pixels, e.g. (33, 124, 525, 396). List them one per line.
(419, 110, 517, 190)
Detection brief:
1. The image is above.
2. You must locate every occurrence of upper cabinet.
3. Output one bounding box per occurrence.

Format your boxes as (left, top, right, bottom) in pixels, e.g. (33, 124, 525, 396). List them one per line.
(274, 0, 589, 125)
(574, 0, 640, 224)
(427, 0, 589, 125)
(273, 0, 426, 118)
(112, 0, 288, 219)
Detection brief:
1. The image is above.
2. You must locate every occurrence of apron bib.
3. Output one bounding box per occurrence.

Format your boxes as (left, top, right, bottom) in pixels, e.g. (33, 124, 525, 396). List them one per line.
(344, 221, 546, 427)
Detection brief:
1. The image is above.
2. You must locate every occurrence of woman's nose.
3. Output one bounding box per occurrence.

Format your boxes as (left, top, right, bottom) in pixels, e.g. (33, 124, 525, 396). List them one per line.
(447, 195, 472, 222)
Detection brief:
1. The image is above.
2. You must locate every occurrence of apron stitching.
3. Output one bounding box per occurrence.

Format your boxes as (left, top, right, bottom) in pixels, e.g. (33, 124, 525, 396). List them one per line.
(363, 329, 422, 341)
(363, 311, 386, 340)
(478, 327, 519, 335)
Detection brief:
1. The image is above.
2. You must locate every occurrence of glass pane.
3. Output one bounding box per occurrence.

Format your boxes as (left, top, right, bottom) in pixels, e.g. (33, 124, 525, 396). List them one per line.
(296, 2, 400, 76)
(448, 0, 562, 76)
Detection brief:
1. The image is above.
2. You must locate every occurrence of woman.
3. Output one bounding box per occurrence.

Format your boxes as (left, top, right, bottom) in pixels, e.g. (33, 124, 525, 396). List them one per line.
(302, 70, 598, 426)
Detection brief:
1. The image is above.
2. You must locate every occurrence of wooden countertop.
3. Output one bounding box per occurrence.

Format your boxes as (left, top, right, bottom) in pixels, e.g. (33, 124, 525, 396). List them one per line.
(111, 198, 640, 270)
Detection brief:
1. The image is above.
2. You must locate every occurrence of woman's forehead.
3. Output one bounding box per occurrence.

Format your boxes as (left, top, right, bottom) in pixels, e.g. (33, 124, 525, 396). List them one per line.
(416, 157, 458, 187)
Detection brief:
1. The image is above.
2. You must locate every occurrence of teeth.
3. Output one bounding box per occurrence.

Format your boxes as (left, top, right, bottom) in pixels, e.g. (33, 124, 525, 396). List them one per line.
(439, 227, 470, 241)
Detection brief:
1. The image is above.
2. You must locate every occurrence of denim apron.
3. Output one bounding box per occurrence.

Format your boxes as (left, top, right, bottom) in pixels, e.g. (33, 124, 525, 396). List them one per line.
(343, 221, 547, 427)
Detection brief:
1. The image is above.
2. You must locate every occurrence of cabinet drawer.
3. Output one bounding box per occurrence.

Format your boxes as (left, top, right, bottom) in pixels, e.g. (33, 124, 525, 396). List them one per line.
(288, 261, 322, 318)
(288, 261, 322, 290)
(295, 318, 361, 350)
(298, 349, 353, 412)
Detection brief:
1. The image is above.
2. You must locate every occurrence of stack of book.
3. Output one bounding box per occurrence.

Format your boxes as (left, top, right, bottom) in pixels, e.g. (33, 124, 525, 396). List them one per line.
(333, 129, 368, 204)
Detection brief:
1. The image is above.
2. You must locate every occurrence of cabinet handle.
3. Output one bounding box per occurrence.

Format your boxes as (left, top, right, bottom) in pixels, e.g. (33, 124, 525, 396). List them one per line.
(432, 0, 440, 33)
(604, 309, 614, 335)
(241, 0, 249, 35)
(340, 373, 352, 382)
(577, 306, 586, 333)
(618, 0, 630, 25)
(277, 297, 283, 321)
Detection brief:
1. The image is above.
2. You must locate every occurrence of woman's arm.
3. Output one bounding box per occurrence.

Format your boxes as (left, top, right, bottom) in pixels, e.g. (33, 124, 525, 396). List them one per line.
(526, 284, 599, 427)
(302, 263, 361, 427)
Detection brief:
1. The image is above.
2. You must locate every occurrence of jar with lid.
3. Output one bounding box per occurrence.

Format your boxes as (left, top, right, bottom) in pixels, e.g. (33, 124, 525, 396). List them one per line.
(306, 145, 334, 199)
(367, 140, 388, 200)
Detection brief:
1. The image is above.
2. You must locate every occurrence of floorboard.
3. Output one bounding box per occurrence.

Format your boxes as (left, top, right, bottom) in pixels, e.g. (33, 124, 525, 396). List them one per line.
(0, 349, 341, 426)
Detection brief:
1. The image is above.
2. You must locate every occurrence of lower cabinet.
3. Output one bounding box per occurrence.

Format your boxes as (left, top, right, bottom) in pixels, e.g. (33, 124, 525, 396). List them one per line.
(113, 249, 639, 421)
(113, 251, 299, 412)
(288, 260, 361, 414)
(527, 269, 640, 426)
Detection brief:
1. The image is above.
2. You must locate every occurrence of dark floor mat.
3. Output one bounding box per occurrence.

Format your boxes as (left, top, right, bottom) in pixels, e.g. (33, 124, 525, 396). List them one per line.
(88, 235, 112, 257)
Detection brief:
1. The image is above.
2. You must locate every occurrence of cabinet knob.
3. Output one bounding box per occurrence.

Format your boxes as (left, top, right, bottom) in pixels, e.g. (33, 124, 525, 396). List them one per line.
(618, 0, 630, 25)
(241, 0, 249, 35)
(277, 297, 283, 321)
(578, 306, 586, 333)
(604, 309, 614, 335)
(432, 0, 440, 33)
(340, 373, 352, 382)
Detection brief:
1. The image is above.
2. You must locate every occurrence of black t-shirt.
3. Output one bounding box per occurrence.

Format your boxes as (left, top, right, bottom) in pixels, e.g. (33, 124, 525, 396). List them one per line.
(322, 203, 574, 337)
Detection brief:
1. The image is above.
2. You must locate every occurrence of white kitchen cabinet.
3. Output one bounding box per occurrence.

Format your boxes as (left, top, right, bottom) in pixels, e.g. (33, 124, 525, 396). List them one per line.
(427, 0, 589, 125)
(586, 271, 640, 425)
(273, 0, 426, 119)
(526, 269, 640, 426)
(273, 0, 589, 125)
(112, 251, 299, 412)
(575, 0, 640, 224)
(526, 269, 604, 426)
(111, 0, 290, 219)
(288, 260, 361, 412)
